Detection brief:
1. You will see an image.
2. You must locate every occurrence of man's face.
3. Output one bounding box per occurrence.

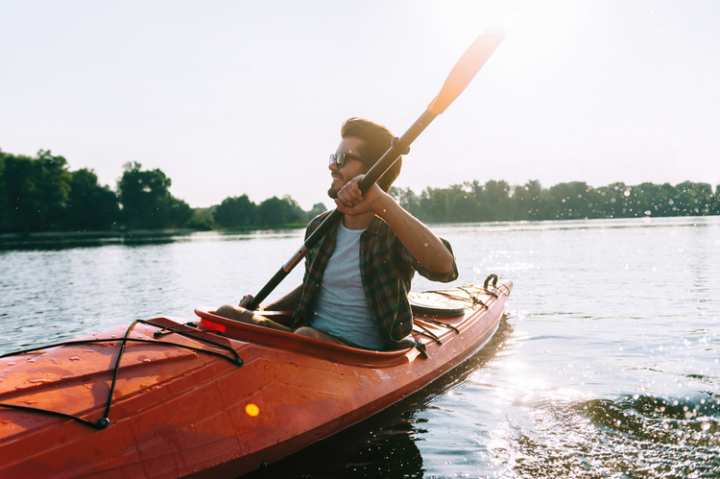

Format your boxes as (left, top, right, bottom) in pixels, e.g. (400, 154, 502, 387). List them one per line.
(327, 136, 368, 199)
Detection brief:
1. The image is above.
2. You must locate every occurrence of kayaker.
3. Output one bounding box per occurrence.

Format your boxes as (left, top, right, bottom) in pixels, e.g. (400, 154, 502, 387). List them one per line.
(216, 117, 458, 349)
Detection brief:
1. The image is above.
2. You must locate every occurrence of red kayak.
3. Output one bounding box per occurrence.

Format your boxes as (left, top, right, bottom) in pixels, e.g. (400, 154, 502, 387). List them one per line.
(0, 277, 511, 478)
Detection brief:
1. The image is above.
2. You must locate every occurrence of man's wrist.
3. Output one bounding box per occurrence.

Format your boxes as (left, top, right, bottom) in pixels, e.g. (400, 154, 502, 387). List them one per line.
(371, 192, 397, 218)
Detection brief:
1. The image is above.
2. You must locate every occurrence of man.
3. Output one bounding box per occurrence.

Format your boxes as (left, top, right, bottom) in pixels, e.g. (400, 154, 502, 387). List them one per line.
(216, 117, 457, 350)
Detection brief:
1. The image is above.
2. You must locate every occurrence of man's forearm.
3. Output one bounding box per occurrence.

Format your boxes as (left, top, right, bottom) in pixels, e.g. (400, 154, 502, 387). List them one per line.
(375, 196, 455, 274)
(264, 284, 303, 311)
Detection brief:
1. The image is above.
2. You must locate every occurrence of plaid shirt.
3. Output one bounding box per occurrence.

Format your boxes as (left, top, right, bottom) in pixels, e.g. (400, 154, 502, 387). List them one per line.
(290, 211, 458, 346)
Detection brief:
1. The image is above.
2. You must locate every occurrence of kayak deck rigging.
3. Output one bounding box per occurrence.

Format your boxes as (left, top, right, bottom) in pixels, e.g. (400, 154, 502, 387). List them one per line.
(0, 318, 243, 430)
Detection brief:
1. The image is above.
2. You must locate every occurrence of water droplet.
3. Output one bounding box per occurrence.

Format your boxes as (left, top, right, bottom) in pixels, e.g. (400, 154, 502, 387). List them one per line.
(69, 356, 81, 361)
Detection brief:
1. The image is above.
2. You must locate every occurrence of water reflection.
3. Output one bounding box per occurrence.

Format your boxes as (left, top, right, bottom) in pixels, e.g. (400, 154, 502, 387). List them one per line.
(496, 392, 720, 478)
(245, 319, 512, 479)
(0, 232, 193, 251)
(0, 229, 307, 252)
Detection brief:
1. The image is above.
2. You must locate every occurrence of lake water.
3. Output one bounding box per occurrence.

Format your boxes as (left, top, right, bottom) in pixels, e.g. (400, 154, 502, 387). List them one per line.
(1, 216, 719, 478)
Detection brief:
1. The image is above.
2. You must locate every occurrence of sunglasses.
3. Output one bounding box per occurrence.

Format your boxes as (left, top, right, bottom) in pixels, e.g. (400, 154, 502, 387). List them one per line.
(328, 150, 366, 168)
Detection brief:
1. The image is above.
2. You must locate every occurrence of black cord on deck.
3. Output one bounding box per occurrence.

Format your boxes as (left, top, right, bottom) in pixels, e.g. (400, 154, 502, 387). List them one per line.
(0, 319, 243, 430)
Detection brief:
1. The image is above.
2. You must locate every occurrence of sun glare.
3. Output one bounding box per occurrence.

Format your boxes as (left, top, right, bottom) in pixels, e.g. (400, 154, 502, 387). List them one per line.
(428, 0, 578, 60)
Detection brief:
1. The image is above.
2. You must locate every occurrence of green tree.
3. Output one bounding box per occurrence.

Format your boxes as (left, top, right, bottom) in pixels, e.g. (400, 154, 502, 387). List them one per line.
(628, 182, 661, 217)
(0, 150, 71, 232)
(117, 162, 190, 229)
(476, 180, 511, 221)
(256, 196, 305, 227)
(466, 180, 493, 221)
(419, 187, 451, 222)
(594, 182, 629, 218)
(35, 150, 72, 229)
(65, 169, 119, 230)
(305, 202, 328, 221)
(214, 195, 257, 228)
(187, 207, 215, 230)
(545, 182, 595, 219)
(512, 180, 544, 220)
(164, 197, 193, 228)
(673, 181, 713, 216)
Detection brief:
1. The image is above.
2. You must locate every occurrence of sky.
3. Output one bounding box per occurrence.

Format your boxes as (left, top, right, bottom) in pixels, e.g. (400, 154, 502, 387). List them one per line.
(2, 0, 718, 209)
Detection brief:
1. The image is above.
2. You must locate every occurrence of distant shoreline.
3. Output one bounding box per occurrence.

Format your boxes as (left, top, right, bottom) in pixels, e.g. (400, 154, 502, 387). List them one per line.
(2, 215, 718, 250)
(0, 225, 310, 249)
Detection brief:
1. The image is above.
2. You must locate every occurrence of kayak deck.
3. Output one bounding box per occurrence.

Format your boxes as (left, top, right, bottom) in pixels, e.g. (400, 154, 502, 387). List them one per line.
(0, 280, 511, 478)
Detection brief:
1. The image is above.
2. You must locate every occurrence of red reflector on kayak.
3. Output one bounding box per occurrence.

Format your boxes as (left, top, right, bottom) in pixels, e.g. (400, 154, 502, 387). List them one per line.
(201, 318, 227, 333)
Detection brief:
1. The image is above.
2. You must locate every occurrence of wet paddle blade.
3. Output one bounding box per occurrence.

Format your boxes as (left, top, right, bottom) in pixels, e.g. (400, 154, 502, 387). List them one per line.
(427, 32, 504, 115)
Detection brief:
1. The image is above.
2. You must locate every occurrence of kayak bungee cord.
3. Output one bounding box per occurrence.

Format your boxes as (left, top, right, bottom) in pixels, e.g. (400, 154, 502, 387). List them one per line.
(0, 318, 243, 430)
(408, 274, 504, 344)
(423, 274, 510, 308)
(416, 316, 460, 334)
(412, 322, 444, 344)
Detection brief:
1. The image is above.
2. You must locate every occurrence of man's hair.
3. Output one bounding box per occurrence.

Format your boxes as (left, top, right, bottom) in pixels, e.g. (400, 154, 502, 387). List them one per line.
(341, 117, 402, 192)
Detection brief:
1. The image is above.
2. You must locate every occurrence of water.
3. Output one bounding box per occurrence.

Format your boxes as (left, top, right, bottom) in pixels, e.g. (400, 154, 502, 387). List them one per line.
(1, 216, 719, 478)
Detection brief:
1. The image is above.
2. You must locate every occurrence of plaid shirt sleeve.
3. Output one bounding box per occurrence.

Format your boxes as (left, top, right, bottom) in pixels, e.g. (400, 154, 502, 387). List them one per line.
(394, 236, 458, 283)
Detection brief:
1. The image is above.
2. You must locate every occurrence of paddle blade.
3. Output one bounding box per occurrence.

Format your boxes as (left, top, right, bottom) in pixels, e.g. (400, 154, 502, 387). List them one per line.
(427, 32, 504, 115)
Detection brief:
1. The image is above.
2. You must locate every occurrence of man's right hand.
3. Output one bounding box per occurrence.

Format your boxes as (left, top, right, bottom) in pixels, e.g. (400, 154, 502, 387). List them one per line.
(239, 294, 258, 309)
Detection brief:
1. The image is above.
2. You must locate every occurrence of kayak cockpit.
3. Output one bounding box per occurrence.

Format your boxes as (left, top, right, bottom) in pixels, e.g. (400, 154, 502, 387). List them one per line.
(193, 281, 511, 368)
(194, 309, 419, 368)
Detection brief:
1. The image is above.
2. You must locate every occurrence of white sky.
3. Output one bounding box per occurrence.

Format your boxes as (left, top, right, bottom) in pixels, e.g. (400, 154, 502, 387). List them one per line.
(2, 0, 718, 208)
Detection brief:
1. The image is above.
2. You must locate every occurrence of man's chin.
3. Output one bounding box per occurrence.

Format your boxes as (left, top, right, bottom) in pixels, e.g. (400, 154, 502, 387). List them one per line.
(327, 180, 342, 199)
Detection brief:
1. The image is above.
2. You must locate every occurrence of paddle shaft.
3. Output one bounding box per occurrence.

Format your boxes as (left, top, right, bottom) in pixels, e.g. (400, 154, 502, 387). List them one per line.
(246, 110, 436, 310)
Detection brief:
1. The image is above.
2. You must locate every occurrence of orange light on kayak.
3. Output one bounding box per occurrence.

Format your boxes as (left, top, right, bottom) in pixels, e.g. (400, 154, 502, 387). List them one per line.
(245, 403, 260, 417)
(200, 319, 226, 333)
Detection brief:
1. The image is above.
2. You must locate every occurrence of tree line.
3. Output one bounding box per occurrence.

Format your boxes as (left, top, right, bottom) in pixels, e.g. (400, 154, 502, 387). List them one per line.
(390, 179, 720, 222)
(0, 149, 322, 233)
(1, 149, 718, 233)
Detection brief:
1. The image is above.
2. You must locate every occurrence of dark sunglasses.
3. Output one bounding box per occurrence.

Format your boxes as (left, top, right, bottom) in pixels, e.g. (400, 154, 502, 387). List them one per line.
(328, 150, 365, 168)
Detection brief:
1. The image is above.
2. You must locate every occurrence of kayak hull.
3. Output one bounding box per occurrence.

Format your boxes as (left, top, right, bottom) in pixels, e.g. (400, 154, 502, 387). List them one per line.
(0, 282, 511, 478)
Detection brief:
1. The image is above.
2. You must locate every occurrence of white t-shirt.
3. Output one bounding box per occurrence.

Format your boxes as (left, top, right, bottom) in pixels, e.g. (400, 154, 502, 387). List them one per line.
(310, 223, 385, 349)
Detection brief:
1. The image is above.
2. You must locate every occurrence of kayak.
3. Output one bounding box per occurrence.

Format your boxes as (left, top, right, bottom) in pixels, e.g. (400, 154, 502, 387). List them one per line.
(0, 276, 511, 478)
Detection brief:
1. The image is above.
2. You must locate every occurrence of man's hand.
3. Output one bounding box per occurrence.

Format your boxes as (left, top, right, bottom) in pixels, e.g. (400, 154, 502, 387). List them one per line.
(239, 294, 259, 309)
(334, 175, 392, 217)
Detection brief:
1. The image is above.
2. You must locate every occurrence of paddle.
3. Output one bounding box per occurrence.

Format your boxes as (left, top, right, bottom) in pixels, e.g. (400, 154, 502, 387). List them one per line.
(246, 32, 504, 311)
